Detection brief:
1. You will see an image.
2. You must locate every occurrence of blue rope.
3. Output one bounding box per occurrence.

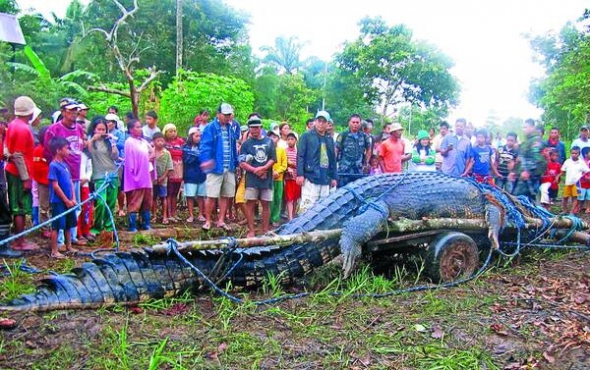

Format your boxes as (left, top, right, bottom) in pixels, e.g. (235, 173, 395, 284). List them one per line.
(0, 168, 121, 249)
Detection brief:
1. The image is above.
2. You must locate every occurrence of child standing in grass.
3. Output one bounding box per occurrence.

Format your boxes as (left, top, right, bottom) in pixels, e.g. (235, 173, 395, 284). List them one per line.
(48, 137, 78, 259)
(268, 129, 287, 226)
(555, 146, 590, 214)
(284, 131, 300, 220)
(539, 149, 561, 207)
(183, 127, 206, 223)
(152, 132, 173, 224)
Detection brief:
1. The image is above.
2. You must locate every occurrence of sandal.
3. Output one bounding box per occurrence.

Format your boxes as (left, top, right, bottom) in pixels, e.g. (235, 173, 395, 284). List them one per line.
(162, 218, 170, 225)
(217, 223, 232, 232)
(51, 252, 66, 259)
(186, 217, 194, 223)
(72, 239, 87, 246)
(197, 215, 206, 222)
(202, 223, 211, 231)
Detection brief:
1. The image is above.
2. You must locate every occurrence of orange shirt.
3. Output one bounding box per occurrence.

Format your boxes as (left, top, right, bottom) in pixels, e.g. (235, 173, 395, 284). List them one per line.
(379, 138, 405, 173)
(5, 117, 35, 179)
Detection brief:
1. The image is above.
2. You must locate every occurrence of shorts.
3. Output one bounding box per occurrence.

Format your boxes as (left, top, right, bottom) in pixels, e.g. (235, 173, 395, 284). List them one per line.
(284, 179, 301, 202)
(235, 176, 246, 204)
(206, 171, 236, 198)
(51, 202, 77, 230)
(299, 179, 330, 214)
(7, 173, 32, 215)
(184, 182, 206, 198)
(167, 181, 182, 198)
(563, 184, 579, 198)
(153, 184, 167, 198)
(578, 188, 590, 201)
(245, 187, 273, 202)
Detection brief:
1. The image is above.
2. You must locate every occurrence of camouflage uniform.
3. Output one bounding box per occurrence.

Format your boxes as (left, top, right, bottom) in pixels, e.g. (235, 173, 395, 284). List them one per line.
(514, 132, 547, 200)
(336, 130, 371, 187)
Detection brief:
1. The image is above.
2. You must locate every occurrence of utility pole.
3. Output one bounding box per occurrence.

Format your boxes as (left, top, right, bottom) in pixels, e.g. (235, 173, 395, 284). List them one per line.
(176, 0, 183, 79)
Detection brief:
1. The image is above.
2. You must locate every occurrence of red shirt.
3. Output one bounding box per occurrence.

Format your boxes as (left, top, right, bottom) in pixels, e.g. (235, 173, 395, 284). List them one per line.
(379, 138, 405, 173)
(581, 159, 590, 189)
(32, 144, 49, 185)
(541, 161, 561, 190)
(165, 137, 185, 161)
(5, 117, 34, 179)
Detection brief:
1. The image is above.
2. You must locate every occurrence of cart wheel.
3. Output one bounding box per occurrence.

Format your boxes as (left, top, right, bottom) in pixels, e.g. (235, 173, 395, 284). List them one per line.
(424, 232, 480, 283)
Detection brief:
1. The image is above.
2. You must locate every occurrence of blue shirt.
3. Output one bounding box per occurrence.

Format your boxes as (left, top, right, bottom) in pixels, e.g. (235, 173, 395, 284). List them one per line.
(470, 145, 493, 176)
(440, 134, 471, 176)
(48, 160, 73, 204)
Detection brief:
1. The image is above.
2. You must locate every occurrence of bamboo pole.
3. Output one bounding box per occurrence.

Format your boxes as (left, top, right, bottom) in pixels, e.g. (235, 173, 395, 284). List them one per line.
(148, 216, 590, 254)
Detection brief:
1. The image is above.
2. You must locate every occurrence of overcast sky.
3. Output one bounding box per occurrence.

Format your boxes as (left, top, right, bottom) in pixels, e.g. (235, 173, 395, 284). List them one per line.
(16, 0, 589, 126)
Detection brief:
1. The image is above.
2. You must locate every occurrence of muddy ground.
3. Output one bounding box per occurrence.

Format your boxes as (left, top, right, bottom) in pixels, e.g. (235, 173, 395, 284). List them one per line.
(0, 214, 589, 369)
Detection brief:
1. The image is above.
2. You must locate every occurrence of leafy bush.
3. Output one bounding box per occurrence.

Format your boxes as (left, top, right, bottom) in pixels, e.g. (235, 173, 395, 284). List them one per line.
(159, 71, 254, 135)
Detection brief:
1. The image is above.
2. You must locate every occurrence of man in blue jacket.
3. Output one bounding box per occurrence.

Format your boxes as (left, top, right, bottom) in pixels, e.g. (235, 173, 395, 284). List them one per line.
(296, 110, 338, 213)
(200, 103, 239, 231)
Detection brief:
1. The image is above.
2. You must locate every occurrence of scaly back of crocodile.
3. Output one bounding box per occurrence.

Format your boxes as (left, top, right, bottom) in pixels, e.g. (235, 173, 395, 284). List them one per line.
(0, 172, 492, 312)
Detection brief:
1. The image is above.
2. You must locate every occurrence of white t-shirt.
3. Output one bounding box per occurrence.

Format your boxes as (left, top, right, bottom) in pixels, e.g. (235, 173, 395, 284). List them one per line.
(561, 158, 590, 185)
(142, 125, 160, 141)
(571, 137, 590, 152)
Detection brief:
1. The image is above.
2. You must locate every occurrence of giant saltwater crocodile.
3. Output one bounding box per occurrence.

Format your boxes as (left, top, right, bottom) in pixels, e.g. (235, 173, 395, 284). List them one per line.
(0, 172, 576, 312)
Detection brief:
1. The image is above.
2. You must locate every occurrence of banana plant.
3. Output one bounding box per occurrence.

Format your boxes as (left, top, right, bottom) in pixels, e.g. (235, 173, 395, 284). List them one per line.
(8, 45, 97, 97)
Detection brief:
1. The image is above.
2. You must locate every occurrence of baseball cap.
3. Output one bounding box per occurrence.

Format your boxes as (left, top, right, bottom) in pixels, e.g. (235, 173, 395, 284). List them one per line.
(247, 116, 262, 127)
(390, 123, 403, 132)
(218, 103, 234, 115)
(59, 97, 73, 108)
(268, 128, 280, 137)
(188, 127, 199, 136)
(287, 131, 299, 140)
(580, 125, 589, 131)
(315, 110, 331, 121)
(105, 113, 119, 122)
(14, 96, 36, 116)
(62, 99, 79, 110)
(78, 103, 89, 110)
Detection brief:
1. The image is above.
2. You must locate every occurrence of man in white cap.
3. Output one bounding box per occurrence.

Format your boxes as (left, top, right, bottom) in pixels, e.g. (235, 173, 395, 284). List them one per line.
(379, 122, 410, 173)
(296, 110, 338, 213)
(43, 98, 88, 246)
(3, 96, 40, 254)
(200, 103, 240, 231)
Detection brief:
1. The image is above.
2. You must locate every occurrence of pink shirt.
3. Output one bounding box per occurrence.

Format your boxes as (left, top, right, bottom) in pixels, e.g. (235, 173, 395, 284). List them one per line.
(43, 121, 86, 181)
(124, 136, 154, 192)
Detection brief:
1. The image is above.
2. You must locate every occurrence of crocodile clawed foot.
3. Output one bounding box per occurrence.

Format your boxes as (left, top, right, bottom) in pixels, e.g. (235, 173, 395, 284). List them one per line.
(341, 244, 362, 279)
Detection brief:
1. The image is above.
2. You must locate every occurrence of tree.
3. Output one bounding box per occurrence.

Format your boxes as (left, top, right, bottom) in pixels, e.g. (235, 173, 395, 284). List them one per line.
(334, 17, 460, 118)
(528, 13, 590, 141)
(274, 73, 317, 126)
(3, 45, 95, 115)
(85, 0, 161, 118)
(253, 65, 280, 119)
(159, 71, 254, 135)
(260, 36, 305, 74)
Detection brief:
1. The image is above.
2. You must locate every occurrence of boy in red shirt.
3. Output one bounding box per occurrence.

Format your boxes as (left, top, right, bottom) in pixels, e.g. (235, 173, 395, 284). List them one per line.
(578, 147, 590, 213)
(539, 149, 561, 208)
(32, 127, 51, 237)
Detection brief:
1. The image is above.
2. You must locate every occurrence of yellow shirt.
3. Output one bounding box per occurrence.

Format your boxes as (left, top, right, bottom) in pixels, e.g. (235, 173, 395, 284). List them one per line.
(273, 146, 288, 181)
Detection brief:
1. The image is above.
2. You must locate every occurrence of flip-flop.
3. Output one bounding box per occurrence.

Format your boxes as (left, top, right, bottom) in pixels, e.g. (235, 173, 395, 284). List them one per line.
(186, 217, 194, 223)
(50, 253, 66, 259)
(162, 218, 170, 225)
(217, 223, 232, 232)
(202, 223, 211, 231)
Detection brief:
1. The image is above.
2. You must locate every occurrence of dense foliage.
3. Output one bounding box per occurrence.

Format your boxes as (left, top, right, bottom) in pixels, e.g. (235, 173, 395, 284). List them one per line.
(2, 0, 468, 132)
(529, 11, 590, 141)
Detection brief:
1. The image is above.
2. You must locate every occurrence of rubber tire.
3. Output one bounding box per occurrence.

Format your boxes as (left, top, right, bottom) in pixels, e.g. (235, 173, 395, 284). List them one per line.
(424, 231, 480, 283)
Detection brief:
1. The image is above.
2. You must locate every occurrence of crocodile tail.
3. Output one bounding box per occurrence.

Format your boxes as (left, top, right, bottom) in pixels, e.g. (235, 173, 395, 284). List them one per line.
(0, 250, 203, 312)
